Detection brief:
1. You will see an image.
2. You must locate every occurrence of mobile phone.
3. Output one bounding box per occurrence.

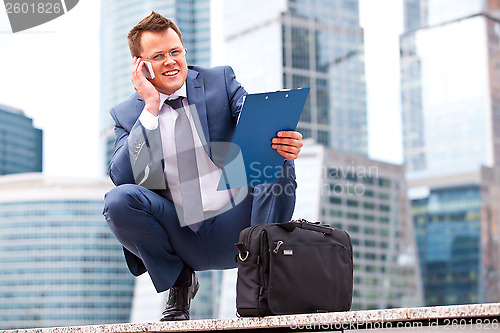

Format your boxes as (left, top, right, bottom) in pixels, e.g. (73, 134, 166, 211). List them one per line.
(142, 61, 155, 79)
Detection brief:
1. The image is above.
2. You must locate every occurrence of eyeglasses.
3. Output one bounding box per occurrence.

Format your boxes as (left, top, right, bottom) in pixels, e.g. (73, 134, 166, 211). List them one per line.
(144, 48, 187, 63)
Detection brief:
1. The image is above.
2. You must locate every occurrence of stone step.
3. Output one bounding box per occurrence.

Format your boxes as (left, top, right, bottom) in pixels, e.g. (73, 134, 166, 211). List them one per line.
(2, 303, 500, 333)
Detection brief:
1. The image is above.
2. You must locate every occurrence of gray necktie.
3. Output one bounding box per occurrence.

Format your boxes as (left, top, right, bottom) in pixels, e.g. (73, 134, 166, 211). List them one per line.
(165, 97, 204, 232)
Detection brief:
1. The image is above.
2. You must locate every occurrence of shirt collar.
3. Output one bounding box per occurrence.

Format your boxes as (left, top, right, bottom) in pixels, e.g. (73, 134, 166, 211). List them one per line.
(159, 82, 187, 105)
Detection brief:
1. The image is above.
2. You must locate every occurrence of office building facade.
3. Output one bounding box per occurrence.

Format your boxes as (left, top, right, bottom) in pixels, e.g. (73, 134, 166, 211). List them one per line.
(410, 167, 500, 305)
(401, 0, 500, 180)
(224, 0, 368, 155)
(0, 174, 135, 329)
(0, 104, 42, 175)
(401, 0, 500, 305)
(412, 182, 481, 305)
(292, 143, 423, 310)
(100, 0, 211, 169)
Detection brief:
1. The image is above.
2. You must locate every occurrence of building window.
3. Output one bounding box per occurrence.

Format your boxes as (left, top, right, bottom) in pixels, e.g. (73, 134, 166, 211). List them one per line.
(347, 199, 358, 207)
(329, 197, 342, 205)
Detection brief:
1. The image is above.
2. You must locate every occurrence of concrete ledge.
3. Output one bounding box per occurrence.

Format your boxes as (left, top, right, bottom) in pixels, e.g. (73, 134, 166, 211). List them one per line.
(2, 303, 500, 333)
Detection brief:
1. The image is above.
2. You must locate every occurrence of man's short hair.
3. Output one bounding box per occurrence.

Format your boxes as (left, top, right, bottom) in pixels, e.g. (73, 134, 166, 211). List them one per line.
(127, 11, 183, 58)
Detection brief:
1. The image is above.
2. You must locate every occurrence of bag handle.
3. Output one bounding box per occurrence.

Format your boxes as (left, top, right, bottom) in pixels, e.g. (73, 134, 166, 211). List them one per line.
(277, 218, 333, 235)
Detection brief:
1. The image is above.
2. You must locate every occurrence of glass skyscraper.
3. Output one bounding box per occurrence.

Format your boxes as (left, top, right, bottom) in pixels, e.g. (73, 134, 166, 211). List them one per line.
(412, 184, 482, 305)
(401, 0, 500, 181)
(0, 174, 134, 329)
(410, 166, 500, 305)
(0, 104, 42, 175)
(100, 0, 211, 169)
(401, 0, 500, 305)
(224, 0, 367, 155)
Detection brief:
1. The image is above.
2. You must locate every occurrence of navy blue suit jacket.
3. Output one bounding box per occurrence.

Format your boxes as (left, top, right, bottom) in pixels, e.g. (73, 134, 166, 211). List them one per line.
(108, 65, 296, 276)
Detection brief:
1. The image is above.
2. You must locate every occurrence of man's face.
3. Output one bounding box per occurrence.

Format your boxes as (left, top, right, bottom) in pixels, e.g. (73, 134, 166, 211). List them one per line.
(139, 28, 188, 95)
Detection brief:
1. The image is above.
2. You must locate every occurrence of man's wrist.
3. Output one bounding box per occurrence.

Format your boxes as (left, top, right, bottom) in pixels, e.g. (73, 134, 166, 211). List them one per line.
(139, 108, 159, 130)
(145, 103, 160, 116)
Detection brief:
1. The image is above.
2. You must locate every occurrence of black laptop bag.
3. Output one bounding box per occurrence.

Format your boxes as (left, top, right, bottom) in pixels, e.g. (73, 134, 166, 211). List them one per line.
(235, 219, 353, 317)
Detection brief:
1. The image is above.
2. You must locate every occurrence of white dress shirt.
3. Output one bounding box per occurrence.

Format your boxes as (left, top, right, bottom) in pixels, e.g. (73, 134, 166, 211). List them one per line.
(138, 83, 238, 213)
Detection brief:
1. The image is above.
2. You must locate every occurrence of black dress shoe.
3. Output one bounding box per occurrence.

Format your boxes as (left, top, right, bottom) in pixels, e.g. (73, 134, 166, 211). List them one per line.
(160, 271, 199, 321)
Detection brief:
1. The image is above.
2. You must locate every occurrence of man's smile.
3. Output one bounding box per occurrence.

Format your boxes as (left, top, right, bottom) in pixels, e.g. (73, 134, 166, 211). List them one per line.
(163, 69, 180, 77)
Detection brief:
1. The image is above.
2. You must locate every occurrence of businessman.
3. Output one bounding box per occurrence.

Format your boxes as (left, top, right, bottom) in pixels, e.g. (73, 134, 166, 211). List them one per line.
(103, 11, 303, 321)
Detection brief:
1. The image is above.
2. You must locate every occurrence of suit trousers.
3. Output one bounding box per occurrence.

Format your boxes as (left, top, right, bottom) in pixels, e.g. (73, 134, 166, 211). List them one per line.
(103, 162, 296, 293)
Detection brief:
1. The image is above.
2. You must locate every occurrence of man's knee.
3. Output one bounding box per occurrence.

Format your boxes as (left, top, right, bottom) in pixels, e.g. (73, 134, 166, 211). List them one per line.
(103, 184, 145, 224)
(105, 184, 136, 208)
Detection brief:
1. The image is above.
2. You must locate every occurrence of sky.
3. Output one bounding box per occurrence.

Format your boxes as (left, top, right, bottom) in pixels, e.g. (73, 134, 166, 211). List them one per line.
(0, 1, 102, 178)
(359, 0, 404, 165)
(0, 0, 404, 180)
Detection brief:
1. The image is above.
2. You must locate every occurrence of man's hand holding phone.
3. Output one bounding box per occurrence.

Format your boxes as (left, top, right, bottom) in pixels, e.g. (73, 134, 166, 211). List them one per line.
(131, 57, 160, 116)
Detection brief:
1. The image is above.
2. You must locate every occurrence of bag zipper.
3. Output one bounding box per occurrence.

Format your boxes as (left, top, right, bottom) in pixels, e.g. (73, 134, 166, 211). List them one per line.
(271, 240, 349, 254)
(259, 231, 269, 297)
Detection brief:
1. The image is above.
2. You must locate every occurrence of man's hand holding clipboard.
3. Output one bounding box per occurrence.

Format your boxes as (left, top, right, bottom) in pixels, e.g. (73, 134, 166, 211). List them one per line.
(272, 130, 304, 161)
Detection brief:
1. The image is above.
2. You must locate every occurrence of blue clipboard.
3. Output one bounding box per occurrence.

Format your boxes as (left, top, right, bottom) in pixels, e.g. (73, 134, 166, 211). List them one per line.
(218, 88, 310, 189)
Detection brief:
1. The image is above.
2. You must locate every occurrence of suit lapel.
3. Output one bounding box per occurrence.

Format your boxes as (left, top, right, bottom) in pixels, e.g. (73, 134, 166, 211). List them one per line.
(186, 69, 211, 152)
